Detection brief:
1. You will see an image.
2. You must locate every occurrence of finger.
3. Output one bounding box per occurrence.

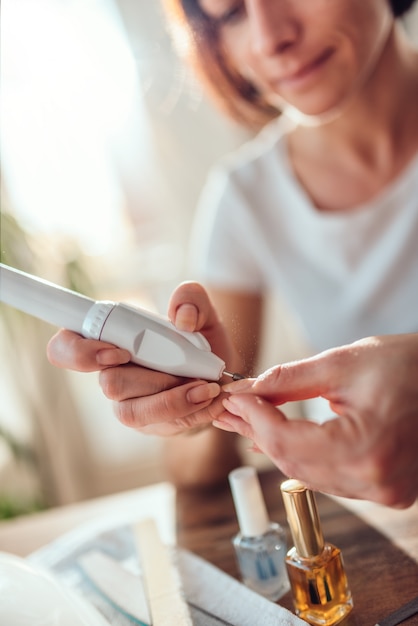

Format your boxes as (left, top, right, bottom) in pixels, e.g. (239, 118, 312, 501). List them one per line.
(216, 395, 287, 442)
(114, 381, 222, 430)
(168, 282, 220, 332)
(98, 363, 189, 401)
(47, 330, 131, 372)
(221, 393, 351, 462)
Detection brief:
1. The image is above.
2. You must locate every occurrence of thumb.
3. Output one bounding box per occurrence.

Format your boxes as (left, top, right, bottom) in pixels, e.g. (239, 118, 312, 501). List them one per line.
(168, 281, 219, 333)
(225, 350, 345, 404)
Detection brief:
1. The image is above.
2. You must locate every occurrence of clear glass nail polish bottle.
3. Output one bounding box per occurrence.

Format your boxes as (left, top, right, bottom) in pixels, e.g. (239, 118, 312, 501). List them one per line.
(228, 467, 290, 601)
(280, 479, 353, 625)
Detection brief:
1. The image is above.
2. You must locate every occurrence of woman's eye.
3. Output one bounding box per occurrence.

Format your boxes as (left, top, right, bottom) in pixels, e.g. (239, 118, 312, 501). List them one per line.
(218, 3, 246, 26)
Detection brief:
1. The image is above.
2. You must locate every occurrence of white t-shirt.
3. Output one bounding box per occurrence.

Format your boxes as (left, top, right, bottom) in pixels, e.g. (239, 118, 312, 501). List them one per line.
(190, 118, 418, 354)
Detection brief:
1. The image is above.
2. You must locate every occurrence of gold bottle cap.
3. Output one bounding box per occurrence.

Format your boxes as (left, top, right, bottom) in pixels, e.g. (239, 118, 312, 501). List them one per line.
(280, 479, 324, 558)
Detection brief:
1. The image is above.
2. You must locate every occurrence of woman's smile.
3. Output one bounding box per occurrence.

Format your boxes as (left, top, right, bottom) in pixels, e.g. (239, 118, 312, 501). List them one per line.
(272, 47, 336, 92)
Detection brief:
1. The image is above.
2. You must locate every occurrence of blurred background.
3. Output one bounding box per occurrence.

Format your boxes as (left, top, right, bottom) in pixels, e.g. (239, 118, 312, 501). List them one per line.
(1, 0, 418, 518)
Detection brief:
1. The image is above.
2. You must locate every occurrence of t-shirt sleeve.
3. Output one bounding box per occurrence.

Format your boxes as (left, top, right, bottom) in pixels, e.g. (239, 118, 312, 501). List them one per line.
(187, 165, 266, 292)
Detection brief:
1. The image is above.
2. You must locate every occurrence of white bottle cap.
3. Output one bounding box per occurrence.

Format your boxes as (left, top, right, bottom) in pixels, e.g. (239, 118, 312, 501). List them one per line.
(229, 467, 270, 537)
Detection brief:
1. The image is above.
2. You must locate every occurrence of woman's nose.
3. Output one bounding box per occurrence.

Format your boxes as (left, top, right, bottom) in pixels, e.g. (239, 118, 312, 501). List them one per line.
(247, 0, 300, 58)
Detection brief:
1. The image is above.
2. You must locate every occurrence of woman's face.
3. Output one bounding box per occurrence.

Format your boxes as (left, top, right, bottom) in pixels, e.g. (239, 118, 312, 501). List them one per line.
(198, 0, 394, 120)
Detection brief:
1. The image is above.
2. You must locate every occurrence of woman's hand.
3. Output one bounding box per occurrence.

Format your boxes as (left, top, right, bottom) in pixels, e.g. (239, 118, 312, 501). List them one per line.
(47, 282, 238, 436)
(214, 334, 418, 508)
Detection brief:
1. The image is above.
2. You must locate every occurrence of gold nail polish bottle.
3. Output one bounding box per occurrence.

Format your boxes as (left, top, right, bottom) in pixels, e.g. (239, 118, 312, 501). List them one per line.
(280, 479, 353, 625)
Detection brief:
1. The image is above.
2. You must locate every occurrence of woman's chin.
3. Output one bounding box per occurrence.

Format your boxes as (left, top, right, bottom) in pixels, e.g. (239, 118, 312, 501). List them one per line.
(268, 92, 352, 127)
(282, 102, 346, 127)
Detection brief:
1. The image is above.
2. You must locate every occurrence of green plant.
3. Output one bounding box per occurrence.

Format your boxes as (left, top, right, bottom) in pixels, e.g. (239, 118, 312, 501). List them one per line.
(0, 188, 95, 516)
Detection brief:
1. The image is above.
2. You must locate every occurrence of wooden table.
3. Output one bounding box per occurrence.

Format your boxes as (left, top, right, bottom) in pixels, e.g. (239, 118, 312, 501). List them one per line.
(176, 469, 418, 626)
(0, 469, 417, 626)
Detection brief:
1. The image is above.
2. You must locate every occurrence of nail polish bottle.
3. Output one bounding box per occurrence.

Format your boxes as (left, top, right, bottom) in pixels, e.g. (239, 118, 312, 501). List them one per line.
(280, 479, 353, 625)
(229, 467, 290, 601)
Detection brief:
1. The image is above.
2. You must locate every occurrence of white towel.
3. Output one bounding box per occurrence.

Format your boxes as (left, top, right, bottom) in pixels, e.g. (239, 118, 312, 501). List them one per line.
(176, 549, 303, 626)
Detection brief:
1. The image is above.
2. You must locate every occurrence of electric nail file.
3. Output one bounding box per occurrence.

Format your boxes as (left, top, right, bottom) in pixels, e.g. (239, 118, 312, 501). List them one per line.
(0, 263, 241, 381)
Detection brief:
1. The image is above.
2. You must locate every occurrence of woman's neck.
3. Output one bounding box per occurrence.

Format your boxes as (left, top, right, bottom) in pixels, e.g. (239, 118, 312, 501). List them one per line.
(287, 24, 418, 211)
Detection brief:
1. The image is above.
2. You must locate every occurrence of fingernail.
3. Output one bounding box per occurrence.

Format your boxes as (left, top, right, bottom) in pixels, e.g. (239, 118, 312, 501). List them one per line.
(187, 382, 220, 404)
(175, 303, 199, 332)
(222, 396, 239, 415)
(222, 378, 254, 392)
(212, 419, 235, 432)
(96, 349, 130, 366)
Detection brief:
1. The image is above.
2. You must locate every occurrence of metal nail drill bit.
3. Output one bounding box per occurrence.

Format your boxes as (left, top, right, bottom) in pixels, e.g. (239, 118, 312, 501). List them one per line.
(223, 370, 246, 381)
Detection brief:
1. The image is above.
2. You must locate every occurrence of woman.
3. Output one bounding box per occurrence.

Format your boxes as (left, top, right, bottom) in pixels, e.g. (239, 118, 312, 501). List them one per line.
(48, 0, 418, 500)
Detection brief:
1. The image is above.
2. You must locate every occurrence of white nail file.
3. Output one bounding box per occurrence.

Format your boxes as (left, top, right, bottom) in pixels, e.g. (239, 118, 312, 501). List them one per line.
(134, 519, 192, 626)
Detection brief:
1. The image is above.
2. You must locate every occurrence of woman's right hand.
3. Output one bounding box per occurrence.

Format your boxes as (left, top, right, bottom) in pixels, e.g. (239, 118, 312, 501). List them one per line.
(215, 334, 418, 507)
(46, 282, 238, 436)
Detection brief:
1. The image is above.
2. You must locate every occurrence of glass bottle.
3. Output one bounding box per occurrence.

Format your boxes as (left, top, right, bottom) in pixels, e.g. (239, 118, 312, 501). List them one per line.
(280, 479, 353, 625)
(229, 467, 290, 601)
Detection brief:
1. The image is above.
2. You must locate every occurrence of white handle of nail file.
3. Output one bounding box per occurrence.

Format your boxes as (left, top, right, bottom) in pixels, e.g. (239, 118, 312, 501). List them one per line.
(0, 263, 226, 380)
